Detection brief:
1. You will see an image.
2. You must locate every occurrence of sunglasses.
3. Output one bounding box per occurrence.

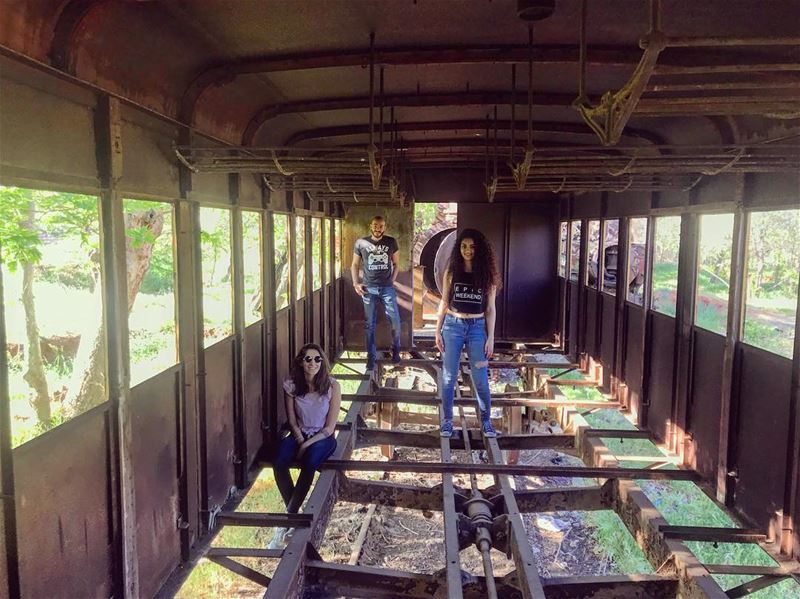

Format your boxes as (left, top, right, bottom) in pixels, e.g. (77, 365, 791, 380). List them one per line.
(303, 355, 323, 363)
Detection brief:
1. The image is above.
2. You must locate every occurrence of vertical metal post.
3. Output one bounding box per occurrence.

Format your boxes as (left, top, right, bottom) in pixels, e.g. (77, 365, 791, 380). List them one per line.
(230, 177, 248, 487)
(612, 217, 630, 398)
(0, 243, 21, 598)
(288, 211, 298, 360)
(671, 212, 699, 459)
(305, 216, 313, 343)
(783, 266, 800, 556)
(640, 214, 656, 427)
(717, 180, 747, 504)
(576, 217, 588, 358)
(263, 207, 278, 448)
(95, 95, 139, 598)
(174, 198, 202, 555)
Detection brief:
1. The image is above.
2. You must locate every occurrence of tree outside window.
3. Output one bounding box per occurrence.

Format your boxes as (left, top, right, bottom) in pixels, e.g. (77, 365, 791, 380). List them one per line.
(695, 213, 734, 335)
(743, 209, 799, 358)
(586, 220, 600, 289)
(273, 214, 289, 310)
(651, 216, 681, 316)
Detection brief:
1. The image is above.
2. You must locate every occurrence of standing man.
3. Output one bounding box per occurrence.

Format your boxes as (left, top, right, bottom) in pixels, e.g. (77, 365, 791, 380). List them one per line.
(351, 215, 402, 370)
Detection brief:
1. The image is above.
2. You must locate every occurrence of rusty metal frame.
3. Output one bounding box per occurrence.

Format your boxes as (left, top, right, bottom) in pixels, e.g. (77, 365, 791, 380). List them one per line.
(96, 94, 140, 598)
(161, 349, 797, 597)
(0, 231, 21, 599)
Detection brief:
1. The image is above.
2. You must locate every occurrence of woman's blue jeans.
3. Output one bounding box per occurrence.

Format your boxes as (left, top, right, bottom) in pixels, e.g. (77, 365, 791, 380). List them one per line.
(272, 434, 337, 513)
(441, 314, 492, 422)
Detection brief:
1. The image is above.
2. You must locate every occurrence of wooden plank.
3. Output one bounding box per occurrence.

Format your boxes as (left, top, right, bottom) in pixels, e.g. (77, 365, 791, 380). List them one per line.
(348, 504, 376, 565)
(540, 574, 678, 599)
(319, 460, 700, 481)
(206, 555, 272, 587)
(658, 525, 767, 543)
(703, 564, 799, 576)
(583, 429, 653, 439)
(216, 512, 312, 528)
(207, 547, 284, 559)
(726, 574, 790, 599)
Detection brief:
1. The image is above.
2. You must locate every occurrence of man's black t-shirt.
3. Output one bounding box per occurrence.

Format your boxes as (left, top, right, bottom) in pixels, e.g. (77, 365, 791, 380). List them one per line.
(354, 235, 398, 286)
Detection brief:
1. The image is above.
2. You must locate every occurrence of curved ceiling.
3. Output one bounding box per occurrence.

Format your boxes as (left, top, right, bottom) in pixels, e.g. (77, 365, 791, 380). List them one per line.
(2, 0, 799, 200)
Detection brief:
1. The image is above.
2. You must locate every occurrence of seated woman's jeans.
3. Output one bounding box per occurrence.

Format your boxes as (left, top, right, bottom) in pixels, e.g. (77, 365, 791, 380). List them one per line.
(272, 434, 337, 513)
(440, 314, 492, 422)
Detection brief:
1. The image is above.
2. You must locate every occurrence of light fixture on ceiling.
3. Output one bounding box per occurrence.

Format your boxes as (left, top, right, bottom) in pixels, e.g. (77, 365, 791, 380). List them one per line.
(517, 0, 555, 21)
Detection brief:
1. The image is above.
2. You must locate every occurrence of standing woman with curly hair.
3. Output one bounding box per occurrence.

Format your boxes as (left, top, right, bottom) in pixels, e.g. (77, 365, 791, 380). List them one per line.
(435, 229, 501, 438)
(269, 343, 341, 547)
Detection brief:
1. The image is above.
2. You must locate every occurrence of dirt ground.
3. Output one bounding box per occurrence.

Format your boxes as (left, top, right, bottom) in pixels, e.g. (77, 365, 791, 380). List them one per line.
(318, 421, 613, 582)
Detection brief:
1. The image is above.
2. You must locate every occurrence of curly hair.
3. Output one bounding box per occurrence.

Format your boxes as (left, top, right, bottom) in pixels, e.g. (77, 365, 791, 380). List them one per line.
(446, 228, 501, 294)
(290, 343, 332, 397)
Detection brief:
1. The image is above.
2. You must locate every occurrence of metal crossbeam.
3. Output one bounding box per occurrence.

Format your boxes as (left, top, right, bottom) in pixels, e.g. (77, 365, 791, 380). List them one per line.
(319, 459, 700, 480)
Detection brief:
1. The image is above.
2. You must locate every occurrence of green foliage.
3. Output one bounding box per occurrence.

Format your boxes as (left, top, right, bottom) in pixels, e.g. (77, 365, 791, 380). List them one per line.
(585, 510, 654, 574)
(0, 187, 43, 271)
(414, 202, 438, 238)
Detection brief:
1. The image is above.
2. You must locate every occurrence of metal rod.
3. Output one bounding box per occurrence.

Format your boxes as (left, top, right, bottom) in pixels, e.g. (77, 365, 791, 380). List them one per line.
(510, 64, 516, 164)
(493, 105, 498, 179)
(379, 66, 385, 162)
(527, 24, 534, 148)
(369, 32, 375, 148)
(578, 0, 587, 102)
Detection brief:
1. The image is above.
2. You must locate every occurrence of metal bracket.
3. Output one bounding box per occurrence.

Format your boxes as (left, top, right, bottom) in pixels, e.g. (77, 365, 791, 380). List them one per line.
(508, 148, 535, 191)
(484, 176, 498, 203)
(367, 144, 386, 190)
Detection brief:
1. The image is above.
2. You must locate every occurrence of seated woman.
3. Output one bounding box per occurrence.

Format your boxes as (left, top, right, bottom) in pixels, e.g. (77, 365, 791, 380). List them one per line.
(435, 228, 501, 438)
(270, 343, 340, 547)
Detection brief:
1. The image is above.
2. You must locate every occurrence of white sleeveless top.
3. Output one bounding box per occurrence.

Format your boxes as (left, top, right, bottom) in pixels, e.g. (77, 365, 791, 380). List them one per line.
(283, 377, 335, 435)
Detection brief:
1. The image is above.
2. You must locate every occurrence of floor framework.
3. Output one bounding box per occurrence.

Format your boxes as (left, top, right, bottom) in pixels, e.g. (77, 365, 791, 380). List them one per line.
(189, 349, 799, 598)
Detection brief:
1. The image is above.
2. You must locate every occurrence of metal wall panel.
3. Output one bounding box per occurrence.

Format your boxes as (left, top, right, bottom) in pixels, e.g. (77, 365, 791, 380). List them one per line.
(687, 328, 724, 481)
(130, 366, 181, 599)
(312, 290, 322, 347)
(239, 173, 263, 209)
(0, 500, 5, 598)
(203, 337, 236, 508)
(567, 282, 580, 356)
(295, 298, 306, 353)
(646, 311, 676, 442)
(624, 303, 645, 414)
(0, 72, 98, 191)
(506, 203, 558, 340)
(119, 110, 180, 200)
(14, 405, 113, 598)
(600, 294, 616, 390)
(733, 344, 793, 530)
(244, 322, 264, 468)
(585, 288, 598, 358)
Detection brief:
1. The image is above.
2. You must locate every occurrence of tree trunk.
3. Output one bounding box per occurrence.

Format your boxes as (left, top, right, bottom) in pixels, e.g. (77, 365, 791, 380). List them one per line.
(20, 200, 51, 424)
(62, 209, 165, 419)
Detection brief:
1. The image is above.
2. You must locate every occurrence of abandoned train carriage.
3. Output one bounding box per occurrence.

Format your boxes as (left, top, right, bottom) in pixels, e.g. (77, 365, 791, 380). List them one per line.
(0, 0, 799, 597)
